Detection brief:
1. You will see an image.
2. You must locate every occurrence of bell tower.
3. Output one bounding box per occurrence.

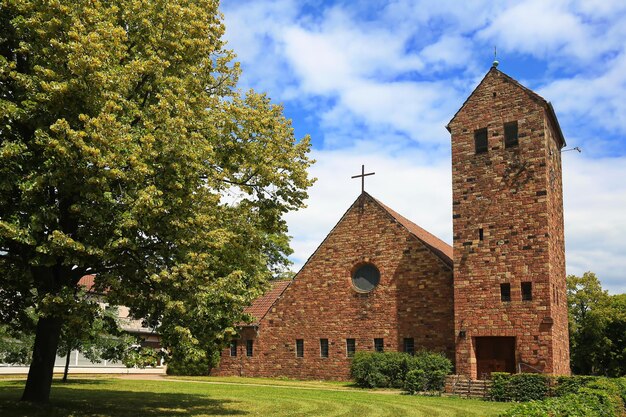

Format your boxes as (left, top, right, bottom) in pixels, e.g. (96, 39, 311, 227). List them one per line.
(448, 66, 570, 379)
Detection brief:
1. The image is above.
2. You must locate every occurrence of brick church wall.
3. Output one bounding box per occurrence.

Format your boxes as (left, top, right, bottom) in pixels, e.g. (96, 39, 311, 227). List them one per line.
(213, 193, 455, 380)
(545, 120, 570, 375)
(449, 68, 570, 378)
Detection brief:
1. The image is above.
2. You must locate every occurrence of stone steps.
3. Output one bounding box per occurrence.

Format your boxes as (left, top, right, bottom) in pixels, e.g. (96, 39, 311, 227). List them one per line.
(444, 375, 492, 399)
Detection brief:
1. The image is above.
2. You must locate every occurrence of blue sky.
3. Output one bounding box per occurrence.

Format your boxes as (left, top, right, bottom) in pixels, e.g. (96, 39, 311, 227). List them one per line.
(220, 0, 626, 294)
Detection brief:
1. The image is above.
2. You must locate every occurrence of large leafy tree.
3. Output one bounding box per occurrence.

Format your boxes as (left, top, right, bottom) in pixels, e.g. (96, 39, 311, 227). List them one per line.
(567, 272, 626, 376)
(0, 0, 313, 403)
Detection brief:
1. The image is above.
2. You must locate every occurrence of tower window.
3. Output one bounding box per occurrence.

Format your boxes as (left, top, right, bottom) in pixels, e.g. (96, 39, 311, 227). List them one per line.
(320, 339, 329, 358)
(246, 340, 254, 357)
(522, 282, 533, 301)
(504, 121, 519, 148)
(500, 283, 511, 302)
(479, 228, 484, 241)
(374, 338, 384, 352)
(404, 338, 415, 355)
(346, 339, 356, 357)
(474, 128, 488, 154)
(296, 339, 304, 358)
(230, 341, 237, 357)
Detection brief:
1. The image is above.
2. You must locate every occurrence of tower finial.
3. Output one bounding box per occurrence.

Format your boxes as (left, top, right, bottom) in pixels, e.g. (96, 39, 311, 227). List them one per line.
(492, 46, 499, 68)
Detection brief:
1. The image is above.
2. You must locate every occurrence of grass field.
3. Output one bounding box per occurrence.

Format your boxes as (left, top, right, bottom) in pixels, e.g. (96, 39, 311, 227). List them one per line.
(0, 376, 511, 416)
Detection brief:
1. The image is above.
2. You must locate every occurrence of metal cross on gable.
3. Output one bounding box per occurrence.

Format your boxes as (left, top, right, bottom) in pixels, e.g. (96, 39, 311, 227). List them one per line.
(351, 165, 375, 194)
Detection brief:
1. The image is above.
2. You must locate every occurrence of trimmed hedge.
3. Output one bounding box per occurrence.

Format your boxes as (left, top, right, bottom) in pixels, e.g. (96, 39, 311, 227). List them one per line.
(349, 350, 452, 393)
(500, 376, 626, 417)
(553, 375, 597, 397)
(500, 392, 616, 417)
(489, 372, 550, 402)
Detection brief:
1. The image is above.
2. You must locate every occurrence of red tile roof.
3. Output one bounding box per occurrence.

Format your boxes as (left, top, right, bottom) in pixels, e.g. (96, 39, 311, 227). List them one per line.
(78, 274, 96, 292)
(372, 196, 453, 267)
(243, 280, 291, 324)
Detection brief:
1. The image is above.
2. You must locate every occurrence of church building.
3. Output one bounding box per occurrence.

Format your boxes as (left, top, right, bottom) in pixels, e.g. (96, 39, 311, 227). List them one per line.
(213, 66, 571, 380)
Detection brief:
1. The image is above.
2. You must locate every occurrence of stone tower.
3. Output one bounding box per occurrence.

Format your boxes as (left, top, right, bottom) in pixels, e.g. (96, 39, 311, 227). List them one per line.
(448, 66, 570, 379)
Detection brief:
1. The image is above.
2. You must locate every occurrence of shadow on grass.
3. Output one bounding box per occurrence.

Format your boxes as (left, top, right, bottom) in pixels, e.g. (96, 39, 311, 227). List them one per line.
(0, 383, 247, 417)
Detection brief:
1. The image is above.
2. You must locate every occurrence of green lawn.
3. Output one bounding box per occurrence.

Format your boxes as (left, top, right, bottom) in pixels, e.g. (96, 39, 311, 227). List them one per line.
(0, 376, 511, 416)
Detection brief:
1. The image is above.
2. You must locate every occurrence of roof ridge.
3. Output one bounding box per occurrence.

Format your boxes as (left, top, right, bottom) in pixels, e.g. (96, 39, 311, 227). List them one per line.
(368, 193, 453, 268)
(447, 67, 565, 147)
(243, 279, 292, 325)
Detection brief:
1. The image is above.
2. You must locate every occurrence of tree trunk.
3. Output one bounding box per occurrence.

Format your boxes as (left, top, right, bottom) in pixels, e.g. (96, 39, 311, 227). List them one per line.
(62, 347, 72, 383)
(21, 316, 63, 403)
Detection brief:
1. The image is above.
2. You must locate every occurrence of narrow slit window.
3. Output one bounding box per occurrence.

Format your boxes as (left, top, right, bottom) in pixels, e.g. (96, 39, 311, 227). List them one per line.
(296, 339, 304, 358)
(504, 121, 519, 148)
(403, 338, 415, 355)
(522, 282, 533, 301)
(230, 341, 237, 357)
(474, 128, 488, 154)
(479, 228, 484, 241)
(374, 338, 384, 353)
(500, 283, 511, 302)
(346, 339, 356, 358)
(246, 340, 253, 357)
(320, 339, 329, 358)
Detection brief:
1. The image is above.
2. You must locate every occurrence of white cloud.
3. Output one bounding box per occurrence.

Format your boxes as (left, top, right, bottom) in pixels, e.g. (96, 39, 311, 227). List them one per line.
(285, 147, 626, 294)
(563, 155, 626, 293)
(285, 143, 452, 271)
(479, 0, 594, 61)
(221, 0, 299, 95)
(421, 35, 474, 70)
(539, 52, 626, 143)
(220, 0, 626, 294)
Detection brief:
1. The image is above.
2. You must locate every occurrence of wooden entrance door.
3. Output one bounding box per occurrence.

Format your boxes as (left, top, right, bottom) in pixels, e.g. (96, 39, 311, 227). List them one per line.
(475, 337, 516, 379)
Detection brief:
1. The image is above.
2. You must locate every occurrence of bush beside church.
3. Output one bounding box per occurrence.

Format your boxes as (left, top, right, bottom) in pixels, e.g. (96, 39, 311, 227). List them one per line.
(350, 351, 452, 393)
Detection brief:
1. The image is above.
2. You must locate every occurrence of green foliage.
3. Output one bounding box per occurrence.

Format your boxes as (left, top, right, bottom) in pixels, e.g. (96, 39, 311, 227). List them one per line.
(56, 292, 136, 370)
(349, 350, 452, 393)
(412, 351, 453, 390)
(488, 373, 549, 402)
(165, 350, 220, 376)
(404, 369, 427, 395)
(122, 346, 163, 369)
(553, 375, 597, 397)
(567, 273, 626, 377)
(508, 373, 550, 402)
(489, 373, 512, 402)
(349, 352, 389, 388)
(499, 377, 626, 417)
(0, 0, 313, 401)
(500, 393, 614, 417)
(0, 324, 33, 365)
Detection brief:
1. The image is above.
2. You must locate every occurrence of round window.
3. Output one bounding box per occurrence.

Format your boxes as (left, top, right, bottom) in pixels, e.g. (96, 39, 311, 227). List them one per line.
(352, 264, 380, 292)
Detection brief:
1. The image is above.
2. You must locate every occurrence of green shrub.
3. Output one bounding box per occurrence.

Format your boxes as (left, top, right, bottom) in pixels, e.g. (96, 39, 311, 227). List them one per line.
(500, 393, 611, 417)
(489, 373, 549, 402)
(379, 351, 411, 388)
(500, 377, 626, 417)
(428, 369, 449, 392)
(166, 350, 219, 376)
(614, 377, 626, 403)
(508, 373, 550, 402)
(350, 352, 388, 388)
(553, 375, 597, 396)
(489, 372, 512, 402)
(350, 350, 452, 392)
(404, 369, 427, 394)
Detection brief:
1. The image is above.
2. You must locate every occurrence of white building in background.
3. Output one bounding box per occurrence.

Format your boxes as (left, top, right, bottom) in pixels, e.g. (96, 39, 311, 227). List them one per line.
(0, 275, 164, 375)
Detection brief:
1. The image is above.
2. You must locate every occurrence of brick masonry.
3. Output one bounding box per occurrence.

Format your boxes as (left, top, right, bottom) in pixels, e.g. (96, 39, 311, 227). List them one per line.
(214, 67, 571, 380)
(448, 67, 570, 378)
(213, 194, 455, 379)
